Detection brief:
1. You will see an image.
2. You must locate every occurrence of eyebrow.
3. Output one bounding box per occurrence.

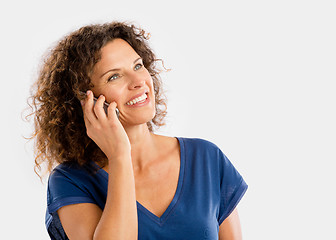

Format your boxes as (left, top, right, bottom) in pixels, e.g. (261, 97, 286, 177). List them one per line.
(99, 57, 143, 78)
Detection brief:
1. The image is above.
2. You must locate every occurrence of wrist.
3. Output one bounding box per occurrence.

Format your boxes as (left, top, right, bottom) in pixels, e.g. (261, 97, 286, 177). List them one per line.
(107, 152, 132, 165)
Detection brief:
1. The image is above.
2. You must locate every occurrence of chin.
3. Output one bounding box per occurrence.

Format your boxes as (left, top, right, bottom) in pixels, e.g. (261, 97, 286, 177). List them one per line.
(122, 109, 156, 126)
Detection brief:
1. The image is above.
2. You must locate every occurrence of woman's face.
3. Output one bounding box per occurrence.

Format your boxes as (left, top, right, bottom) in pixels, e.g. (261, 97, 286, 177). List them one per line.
(90, 38, 156, 126)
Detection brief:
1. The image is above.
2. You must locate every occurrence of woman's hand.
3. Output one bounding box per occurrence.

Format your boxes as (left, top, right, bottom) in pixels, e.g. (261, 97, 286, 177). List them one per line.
(81, 90, 131, 160)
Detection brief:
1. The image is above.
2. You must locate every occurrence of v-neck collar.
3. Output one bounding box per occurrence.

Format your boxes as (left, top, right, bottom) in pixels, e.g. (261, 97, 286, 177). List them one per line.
(92, 137, 185, 225)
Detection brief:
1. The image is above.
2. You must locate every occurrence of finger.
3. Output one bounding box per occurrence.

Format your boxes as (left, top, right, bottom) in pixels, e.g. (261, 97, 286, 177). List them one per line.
(107, 101, 119, 120)
(80, 99, 93, 129)
(83, 90, 98, 124)
(93, 95, 108, 120)
(82, 110, 93, 129)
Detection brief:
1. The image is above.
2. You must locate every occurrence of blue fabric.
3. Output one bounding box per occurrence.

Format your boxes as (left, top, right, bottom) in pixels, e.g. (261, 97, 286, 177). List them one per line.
(45, 137, 248, 240)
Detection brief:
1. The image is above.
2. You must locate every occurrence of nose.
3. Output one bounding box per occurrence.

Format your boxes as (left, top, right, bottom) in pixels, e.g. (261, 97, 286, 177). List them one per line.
(127, 71, 146, 89)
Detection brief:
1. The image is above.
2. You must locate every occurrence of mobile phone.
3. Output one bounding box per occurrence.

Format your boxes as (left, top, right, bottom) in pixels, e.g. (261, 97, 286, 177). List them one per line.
(79, 91, 119, 118)
(93, 96, 119, 119)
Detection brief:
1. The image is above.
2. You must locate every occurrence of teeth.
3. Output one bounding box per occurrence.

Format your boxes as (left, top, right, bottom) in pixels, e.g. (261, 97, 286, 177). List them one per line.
(126, 93, 147, 105)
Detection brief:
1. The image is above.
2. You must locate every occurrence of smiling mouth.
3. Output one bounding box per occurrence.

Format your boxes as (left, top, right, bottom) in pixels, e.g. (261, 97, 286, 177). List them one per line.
(126, 92, 148, 106)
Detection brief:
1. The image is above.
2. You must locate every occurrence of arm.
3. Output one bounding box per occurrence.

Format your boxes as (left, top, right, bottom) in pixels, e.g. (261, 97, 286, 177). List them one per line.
(57, 157, 137, 240)
(57, 92, 137, 240)
(218, 208, 242, 240)
(94, 154, 137, 239)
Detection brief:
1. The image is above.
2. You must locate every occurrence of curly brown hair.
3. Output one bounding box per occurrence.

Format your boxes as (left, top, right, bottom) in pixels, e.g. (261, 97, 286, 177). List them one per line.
(27, 21, 168, 179)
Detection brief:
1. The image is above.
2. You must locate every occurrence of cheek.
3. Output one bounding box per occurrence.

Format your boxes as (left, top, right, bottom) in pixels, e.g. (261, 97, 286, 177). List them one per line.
(143, 68, 153, 82)
(146, 74, 155, 90)
(105, 88, 124, 104)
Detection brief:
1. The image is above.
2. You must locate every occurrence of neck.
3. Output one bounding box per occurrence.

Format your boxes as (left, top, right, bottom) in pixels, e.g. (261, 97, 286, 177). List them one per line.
(123, 123, 158, 171)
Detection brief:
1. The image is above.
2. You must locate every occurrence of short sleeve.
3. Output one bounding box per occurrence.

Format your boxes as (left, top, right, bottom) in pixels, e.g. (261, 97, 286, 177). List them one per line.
(45, 163, 103, 239)
(217, 149, 248, 225)
(47, 167, 96, 214)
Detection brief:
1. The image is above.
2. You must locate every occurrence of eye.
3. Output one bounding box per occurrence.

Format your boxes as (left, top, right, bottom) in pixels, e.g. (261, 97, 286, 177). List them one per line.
(134, 63, 143, 71)
(108, 73, 120, 81)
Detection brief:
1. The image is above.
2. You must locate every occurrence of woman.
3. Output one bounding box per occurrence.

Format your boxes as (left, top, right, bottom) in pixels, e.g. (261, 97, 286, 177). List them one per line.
(29, 21, 248, 239)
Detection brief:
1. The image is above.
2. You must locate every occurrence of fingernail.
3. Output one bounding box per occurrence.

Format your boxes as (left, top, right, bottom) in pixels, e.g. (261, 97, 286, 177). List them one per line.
(80, 100, 84, 105)
(86, 90, 90, 96)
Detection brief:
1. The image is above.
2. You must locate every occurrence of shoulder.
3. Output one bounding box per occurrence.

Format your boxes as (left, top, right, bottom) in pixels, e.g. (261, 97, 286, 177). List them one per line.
(178, 136, 222, 153)
(155, 135, 220, 151)
(178, 137, 227, 168)
(47, 162, 101, 216)
(48, 161, 99, 191)
(50, 162, 85, 179)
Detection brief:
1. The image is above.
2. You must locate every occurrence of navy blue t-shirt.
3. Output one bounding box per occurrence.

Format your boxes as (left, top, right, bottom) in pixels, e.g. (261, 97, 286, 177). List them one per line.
(45, 137, 248, 239)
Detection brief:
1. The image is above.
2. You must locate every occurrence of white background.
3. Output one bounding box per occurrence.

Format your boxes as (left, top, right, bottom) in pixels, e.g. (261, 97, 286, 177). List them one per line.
(1, 0, 335, 239)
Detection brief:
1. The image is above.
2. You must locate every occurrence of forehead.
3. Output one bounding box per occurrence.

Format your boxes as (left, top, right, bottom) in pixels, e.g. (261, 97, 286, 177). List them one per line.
(91, 38, 140, 79)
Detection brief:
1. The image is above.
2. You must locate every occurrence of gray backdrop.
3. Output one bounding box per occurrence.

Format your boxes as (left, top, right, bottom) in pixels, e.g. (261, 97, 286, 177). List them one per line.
(1, 0, 335, 239)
